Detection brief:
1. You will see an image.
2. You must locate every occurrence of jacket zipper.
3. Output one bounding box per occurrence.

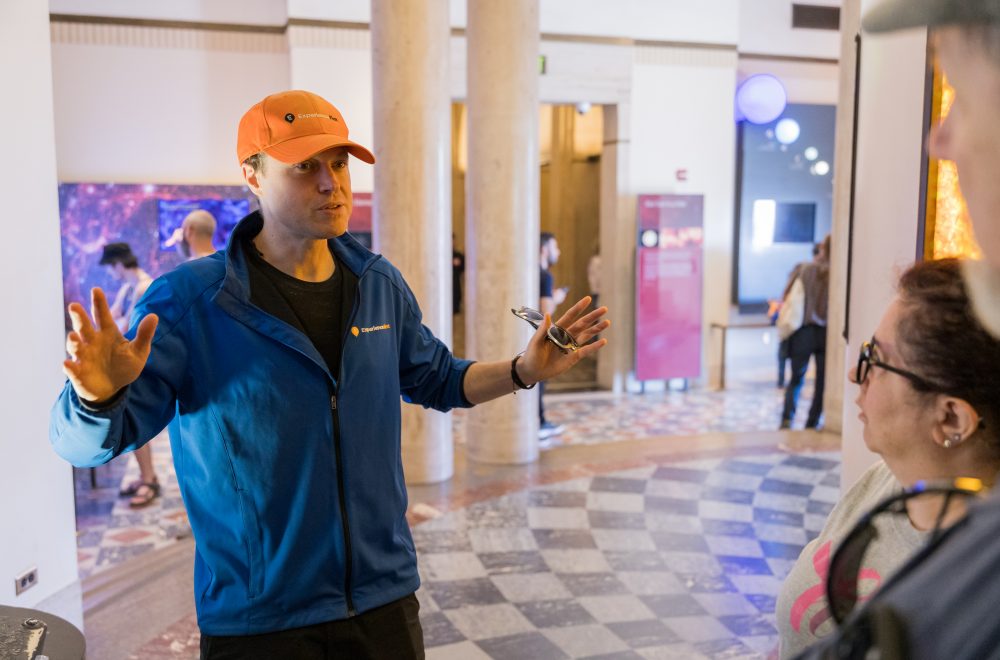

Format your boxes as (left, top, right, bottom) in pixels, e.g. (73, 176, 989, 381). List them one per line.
(331, 278, 364, 618)
(330, 390, 356, 616)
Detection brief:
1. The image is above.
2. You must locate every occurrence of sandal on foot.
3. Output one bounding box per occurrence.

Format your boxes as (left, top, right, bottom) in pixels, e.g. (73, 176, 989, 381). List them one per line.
(119, 478, 145, 497)
(129, 481, 161, 508)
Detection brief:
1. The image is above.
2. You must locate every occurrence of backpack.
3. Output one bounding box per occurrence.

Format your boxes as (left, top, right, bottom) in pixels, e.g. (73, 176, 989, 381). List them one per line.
(777, 276, 805, 340)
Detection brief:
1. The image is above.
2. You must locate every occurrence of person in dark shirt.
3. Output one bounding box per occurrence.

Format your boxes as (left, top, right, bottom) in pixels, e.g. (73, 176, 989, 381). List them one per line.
(539, 231, 569, 444)
(452, 233, 465, 315)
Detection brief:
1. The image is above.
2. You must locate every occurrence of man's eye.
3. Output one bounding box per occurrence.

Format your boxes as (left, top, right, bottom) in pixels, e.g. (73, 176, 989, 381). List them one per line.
(294, 162, 314, 171)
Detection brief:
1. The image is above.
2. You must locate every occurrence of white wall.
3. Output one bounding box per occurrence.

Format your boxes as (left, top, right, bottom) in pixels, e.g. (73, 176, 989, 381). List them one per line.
(49, 0, 287, 26)
(0, 0, 80, 611)
(289, 0, 740, 44)
(740, 0, 842, 59)
(840, 21, 928, 487)
(51, 23, 290, 185)
(287, 26, 376, 192)
(738, 58, 840, 105)
(630, 47, 739, 383)
(539, 0, 739, 43)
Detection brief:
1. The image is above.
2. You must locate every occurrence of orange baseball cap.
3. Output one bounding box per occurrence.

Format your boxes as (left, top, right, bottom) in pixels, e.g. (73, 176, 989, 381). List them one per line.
(236, 90, 375, 166)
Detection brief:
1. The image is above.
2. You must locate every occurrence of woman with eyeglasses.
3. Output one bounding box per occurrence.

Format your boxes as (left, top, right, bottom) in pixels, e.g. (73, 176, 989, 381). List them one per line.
(774, 258, 1000, 659)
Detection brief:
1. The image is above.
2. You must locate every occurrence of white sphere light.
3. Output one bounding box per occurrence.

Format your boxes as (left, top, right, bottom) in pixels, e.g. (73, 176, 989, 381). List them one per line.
(641, 230, 658, 248)
(804, 147, 819, 161)
(735, 74, 787, 125)
(775, 118, 801, 145)
(814, 160, 831, 176)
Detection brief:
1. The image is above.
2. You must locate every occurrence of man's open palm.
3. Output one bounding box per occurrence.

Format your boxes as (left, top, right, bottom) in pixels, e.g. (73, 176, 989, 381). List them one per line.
(63, 287, 158, 404)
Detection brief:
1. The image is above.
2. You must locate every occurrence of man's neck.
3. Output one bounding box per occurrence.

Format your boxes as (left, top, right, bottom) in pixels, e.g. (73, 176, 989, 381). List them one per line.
(253, 228, 335, 282)
(191, 243, 215, 259)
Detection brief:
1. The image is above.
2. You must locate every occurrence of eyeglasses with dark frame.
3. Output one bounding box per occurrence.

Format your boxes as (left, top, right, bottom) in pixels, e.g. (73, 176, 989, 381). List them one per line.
(855, 337, 937, 390)
(856, 337, 987, 432)
(511, 307, 580, 353)
(826, 477, 984, 625)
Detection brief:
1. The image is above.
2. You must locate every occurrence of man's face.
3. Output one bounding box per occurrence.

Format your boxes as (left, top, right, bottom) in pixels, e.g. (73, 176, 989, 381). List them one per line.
(105, 263, 125, 281)
(545, 238, 560, 266)
(930, 28, 1000, 268)
(243, 146, 353, 242)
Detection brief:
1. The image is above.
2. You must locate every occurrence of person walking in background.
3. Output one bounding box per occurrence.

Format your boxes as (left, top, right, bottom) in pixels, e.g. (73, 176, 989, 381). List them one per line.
(773, 242, 823, 388)
(452, 232, 464, 316)
(780, 235, 830, 430)
(587, 247, 601, 310)
(167, 209, 218, 260)
(539, 231, 569, 445)
(99, 242, 160, 507)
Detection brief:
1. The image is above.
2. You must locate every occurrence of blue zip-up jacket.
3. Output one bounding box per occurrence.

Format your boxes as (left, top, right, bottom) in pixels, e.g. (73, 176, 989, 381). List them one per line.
(50, 211, 474, 635)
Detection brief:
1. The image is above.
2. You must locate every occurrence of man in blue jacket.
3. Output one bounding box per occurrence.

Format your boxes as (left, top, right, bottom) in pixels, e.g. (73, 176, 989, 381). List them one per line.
(797, 1, 1000, 658)
(51, 90, 610, 659)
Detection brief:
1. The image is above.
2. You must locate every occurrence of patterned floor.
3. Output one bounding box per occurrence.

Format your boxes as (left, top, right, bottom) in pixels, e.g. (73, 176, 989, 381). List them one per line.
(74, 380, 816, 578)
(71, 360, 834, 659)
(74, 439, 187, 579)
(414, 452, 838, 659)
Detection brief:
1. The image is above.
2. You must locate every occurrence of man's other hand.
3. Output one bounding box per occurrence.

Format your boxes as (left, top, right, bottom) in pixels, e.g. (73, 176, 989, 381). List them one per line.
(63, 287, 158, 404)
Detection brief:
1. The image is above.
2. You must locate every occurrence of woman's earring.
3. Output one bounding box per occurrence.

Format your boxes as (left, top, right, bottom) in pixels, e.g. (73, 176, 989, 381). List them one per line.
(944, 433, 962, 449)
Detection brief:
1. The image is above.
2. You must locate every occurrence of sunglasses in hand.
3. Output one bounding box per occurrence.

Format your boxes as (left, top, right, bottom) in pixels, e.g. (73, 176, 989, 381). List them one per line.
(511, 307, 580, 353)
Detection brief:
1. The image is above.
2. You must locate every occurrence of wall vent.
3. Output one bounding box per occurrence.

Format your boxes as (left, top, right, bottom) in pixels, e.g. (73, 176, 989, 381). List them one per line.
(792, 4, 841, 30)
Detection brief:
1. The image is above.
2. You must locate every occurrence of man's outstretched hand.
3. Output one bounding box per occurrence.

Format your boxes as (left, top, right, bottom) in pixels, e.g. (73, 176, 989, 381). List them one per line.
(517, 296, 610, 384)
(63, 287, 158, 404)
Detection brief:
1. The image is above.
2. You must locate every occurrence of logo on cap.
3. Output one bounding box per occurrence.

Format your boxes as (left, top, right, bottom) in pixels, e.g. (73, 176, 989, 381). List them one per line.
(284, 113, 295, 123)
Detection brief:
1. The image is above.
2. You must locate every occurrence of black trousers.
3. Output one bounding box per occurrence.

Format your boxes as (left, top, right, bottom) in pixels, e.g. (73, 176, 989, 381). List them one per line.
(199, 593, 423, 660)
(781, 324, 826, 428)
(539, 380, 547, 425)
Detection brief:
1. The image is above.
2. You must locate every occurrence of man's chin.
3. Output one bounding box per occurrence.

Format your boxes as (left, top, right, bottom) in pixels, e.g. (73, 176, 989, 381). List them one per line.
(962, 258, 1000, 337)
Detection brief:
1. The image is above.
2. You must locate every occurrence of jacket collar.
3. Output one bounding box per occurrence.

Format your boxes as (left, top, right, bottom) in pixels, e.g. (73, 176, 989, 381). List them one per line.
(221, 210, 380, 303)
(211, 210, 381, 382)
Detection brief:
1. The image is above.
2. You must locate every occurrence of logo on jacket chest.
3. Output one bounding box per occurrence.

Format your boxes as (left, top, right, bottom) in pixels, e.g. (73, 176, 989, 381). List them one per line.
(352, 323, 391, 337)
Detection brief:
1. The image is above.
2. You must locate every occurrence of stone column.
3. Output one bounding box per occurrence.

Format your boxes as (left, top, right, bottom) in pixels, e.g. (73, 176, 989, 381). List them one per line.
(597, 104, 633, 393)
(465, 0, 541, 464)
(371, 0, 453, 483)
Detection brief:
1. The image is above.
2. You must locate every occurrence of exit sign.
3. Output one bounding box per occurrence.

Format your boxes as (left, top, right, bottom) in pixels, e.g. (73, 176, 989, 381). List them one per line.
(539, 55, 547, 75)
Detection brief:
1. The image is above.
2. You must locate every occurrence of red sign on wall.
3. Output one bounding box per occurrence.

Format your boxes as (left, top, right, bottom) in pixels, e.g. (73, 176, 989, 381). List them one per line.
(635, 194, 704, 381)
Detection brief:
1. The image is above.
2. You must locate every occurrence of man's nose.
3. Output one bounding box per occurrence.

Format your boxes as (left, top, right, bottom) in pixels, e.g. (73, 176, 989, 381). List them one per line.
(317, 168, 338, 193)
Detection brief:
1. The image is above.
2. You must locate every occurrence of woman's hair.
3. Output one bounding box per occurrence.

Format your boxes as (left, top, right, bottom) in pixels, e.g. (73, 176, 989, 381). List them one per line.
(895, 258, 1000, 443)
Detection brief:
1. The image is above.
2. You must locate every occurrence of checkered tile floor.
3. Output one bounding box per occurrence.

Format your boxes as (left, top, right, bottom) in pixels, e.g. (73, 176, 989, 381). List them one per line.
(414, 451, 839, 659)
(75, 379, 819, 579)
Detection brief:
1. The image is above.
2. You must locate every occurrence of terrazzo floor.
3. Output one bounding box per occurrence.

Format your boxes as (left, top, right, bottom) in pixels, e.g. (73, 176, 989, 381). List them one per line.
(70, 366, 837, 659)
(74, 377, 816, 579)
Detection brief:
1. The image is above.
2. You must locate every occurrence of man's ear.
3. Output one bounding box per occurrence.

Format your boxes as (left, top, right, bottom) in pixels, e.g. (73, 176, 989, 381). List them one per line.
(242, 162, 263, 197)
(930, 395, 982, 448)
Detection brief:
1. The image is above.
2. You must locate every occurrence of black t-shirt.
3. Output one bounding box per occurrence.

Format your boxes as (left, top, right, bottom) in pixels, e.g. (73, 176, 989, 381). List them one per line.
(244, 239, 358, 379)
(452, 250, 465, 314)
(540, 267, 554, 299)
